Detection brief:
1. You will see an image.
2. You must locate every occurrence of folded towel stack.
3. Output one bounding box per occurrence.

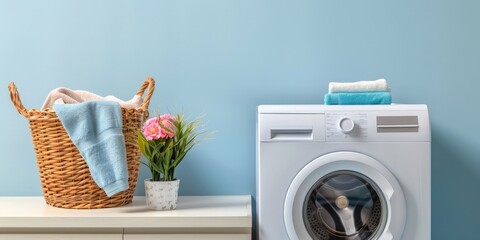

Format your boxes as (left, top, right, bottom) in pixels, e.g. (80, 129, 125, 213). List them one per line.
(324, 79, 392, 105)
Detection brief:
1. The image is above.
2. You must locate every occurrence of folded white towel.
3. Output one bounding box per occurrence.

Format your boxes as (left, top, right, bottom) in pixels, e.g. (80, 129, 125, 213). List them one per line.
(328, 79, 388, 93)
(41, 87, 143, 110)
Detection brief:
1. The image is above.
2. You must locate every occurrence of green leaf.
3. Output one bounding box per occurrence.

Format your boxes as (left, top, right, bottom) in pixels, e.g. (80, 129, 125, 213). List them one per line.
(146, 156, 164, 174)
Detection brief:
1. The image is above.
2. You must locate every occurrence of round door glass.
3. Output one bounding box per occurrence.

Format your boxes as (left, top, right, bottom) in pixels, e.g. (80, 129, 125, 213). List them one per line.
(303, 171, 385, 240)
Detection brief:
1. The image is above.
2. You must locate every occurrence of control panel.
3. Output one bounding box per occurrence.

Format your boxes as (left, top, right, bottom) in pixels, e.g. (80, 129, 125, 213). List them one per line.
(258, 105, 430, 143)
(324, 110, 429, 142)
(326, 112, 369, 140)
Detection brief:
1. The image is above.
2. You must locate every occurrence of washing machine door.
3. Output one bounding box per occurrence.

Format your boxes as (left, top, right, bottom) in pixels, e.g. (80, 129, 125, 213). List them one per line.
(284, 152, 406, 240)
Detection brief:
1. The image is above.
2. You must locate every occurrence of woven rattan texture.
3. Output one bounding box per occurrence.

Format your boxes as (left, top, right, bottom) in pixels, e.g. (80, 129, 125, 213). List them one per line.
(9, 78, 154, 209)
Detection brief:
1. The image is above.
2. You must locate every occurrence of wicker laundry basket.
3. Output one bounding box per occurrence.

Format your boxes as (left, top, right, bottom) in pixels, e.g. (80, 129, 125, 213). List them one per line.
(8, 77, 155, 209)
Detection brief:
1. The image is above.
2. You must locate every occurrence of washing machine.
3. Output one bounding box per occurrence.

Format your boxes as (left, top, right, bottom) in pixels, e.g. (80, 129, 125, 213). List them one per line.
(256, 105, 430, 240)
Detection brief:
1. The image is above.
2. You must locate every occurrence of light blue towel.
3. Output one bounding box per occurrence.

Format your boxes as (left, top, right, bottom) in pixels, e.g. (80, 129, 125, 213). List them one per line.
(54, 101, 128, 197)
(324, 92, 392, 105)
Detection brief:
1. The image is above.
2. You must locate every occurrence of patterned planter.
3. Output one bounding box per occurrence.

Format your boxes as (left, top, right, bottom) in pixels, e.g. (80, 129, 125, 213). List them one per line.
(144, 179, 180, 210)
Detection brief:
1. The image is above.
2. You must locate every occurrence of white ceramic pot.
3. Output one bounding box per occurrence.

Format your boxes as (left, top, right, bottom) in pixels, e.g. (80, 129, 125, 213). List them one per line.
(144, 179, 180, 210)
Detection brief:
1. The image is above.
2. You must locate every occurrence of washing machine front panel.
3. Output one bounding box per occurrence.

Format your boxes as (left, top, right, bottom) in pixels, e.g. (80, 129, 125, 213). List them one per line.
(257, 105, 431, 240)
(284, 152, 406, 240)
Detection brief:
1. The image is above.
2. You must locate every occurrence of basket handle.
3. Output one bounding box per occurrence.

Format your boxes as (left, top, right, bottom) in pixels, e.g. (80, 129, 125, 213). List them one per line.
(135, 77, 155, 111)
(8, 82, 29, 118)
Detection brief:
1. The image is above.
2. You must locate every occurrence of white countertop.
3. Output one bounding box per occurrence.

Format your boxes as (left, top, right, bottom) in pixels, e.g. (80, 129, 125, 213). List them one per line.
(0, 196, 252, 228)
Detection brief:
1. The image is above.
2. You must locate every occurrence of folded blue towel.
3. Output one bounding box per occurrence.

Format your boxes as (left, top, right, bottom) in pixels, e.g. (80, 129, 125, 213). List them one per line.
(54, 101, 128, 197)
(324, 92, 392, 105)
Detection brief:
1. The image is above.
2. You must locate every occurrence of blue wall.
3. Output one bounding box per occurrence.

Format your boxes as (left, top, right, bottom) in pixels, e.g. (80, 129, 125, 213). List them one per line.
(1, 0, 479, 239)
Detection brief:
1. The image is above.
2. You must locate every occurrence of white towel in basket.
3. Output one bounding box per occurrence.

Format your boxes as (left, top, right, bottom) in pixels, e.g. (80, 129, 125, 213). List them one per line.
(41, 87, 143, 110)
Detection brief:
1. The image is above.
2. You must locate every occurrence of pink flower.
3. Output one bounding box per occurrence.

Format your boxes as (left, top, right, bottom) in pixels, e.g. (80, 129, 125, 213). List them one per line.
(144, 117, 159, 126)
(159, 114, 176, 138)
(141, 115, 176, 140)
(142, 117, 162, 140)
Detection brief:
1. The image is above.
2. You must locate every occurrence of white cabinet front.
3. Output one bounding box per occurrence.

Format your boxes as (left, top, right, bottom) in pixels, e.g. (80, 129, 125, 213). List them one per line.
(0, 234, 122, 240)
(124, 234, 251, 240)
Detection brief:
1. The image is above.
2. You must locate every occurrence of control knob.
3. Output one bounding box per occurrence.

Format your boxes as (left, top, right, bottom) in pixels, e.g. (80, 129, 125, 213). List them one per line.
(338, 117, 355, 134)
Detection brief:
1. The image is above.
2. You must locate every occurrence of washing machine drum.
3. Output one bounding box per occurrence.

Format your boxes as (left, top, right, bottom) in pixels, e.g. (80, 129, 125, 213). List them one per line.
(284, 152, 406, 240)
(304, 172, 383, 240)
